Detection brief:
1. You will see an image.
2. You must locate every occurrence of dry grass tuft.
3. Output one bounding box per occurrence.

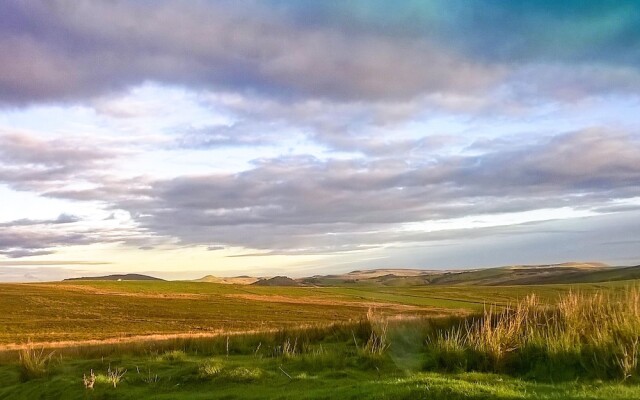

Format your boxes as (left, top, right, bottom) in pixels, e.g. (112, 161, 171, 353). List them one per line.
(361, 308, 390, 357)
(427, 287, 640, 380)
(18, 345, 56, 381)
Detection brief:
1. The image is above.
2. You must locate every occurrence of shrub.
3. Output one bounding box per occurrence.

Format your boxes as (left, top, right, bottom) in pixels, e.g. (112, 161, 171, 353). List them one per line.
(224, 367, 263, 382)
(198, 358, 224, 379)
(158, 349, 188, 362)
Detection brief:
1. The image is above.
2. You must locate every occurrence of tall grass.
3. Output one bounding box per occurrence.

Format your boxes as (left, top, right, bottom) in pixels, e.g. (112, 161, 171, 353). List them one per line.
(18, 346, 56, 381)
(361, 309, 390, 357)
(425, 287, 640, 380)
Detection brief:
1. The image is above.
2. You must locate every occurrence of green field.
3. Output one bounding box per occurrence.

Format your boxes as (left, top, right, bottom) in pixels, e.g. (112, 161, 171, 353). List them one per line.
(1, 280, 639, 399)
(1, 280, 634, 345)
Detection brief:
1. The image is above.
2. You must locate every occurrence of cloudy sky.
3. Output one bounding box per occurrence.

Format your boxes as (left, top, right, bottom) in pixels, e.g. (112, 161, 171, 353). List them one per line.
(1, 1, 639, 281)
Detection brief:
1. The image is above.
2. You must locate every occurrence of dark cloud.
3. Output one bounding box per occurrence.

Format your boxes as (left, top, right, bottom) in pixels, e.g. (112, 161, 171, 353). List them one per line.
(0, 1, 637, 107)
(0, 210, 152, 259)
(280, 1, 640, 66)
(0, 0, 500, 105)
(0, 228, 94, 258)
(0, 131, 119, 192)
(0, 213, 80, 228)
(207, 246, 226, 251)
(0, 249, 55, 258)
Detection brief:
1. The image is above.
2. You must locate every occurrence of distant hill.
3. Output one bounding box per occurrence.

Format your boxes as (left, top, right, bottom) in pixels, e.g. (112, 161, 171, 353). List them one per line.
(299, 268, 436, 287)
(299, 262, 640, 287)
(65, 274, 164, 281)
(187, 262, 640, 288)
(543, 264, 640, 284)
(195, 275, 259, 285)
(420, 262, 613, 286)
(252, 276, 300, 286)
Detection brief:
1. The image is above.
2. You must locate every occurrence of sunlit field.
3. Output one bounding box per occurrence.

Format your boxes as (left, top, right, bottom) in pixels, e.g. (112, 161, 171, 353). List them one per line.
(1, 281, 639, 399)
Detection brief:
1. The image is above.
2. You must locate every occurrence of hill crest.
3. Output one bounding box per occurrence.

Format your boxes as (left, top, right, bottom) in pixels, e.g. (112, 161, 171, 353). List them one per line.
(65, 274, 163, 281)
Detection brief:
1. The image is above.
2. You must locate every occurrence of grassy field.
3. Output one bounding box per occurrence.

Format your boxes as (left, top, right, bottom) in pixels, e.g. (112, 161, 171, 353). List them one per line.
(1, 280, 639, 398)
(1, 280, 635, 346)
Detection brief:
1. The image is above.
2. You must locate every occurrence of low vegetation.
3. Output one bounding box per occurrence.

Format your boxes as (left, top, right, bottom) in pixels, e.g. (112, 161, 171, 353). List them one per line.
(425, 287, 640, 381)
(1, 280, 640, 398)
(17, 345, 56, 381)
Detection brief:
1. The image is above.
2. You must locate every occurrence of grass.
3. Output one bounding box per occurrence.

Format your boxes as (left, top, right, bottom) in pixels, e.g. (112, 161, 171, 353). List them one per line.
(17, 345, 56, 381)
(425, 287, 640, 381)
(2, 279, 637, 346)
(1, 330, 639, 399)
(1, 280, 640, 398)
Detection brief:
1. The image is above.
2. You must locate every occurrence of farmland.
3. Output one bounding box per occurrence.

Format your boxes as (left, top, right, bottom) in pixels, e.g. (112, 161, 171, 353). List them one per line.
(0, 279, 634, 346)
(1, 279, 639, 399)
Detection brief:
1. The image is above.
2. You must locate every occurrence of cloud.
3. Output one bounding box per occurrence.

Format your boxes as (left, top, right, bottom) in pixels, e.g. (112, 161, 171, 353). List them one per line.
(339, 211, 640, 270)
(0, 249, 55, 258)
(0, 131, 119, 192)
(176, 122, 286, 149)
(0, 1, 501, 105)
(0, 265, 108, 282)
(0, 260, 111, 266)
(287, 1, 640, 66)
(103, 129, 640, 253)
(192, 91, 464, 157)
(1, 1, 637, 107)
(508, 64, 640, 101)
(0, 133, 110, 166)
(0, 1, 638, 270)
(2, 127, 637, 257)
(0, 213, 80, 227)
(0, 227, 94, 258)
(0, 209, 154, 259)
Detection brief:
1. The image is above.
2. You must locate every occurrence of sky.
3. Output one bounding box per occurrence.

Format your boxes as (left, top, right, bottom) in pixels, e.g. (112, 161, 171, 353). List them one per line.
(1, 1, 639, 281)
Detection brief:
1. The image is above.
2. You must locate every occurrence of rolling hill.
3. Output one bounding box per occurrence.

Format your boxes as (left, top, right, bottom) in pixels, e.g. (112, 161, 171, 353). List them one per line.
(64, 274, 164, 281)
(302, 263, 640, 286)
(194, 262, 640, 287)
(252, 276, 300, 286)
(194, 275, 260, 285)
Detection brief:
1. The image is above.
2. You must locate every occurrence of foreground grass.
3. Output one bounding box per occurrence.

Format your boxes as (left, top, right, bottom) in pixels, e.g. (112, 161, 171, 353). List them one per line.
(2, 292, 640, 399)
(2, 281, 640, 398)
(2, 350, 639, 400)
(426, 287, 640, 381)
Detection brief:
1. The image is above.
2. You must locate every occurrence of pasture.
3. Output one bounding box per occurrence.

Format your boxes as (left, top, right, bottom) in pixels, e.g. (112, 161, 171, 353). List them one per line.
(0, 280, 632, 346)
(0, 280, 639, 399)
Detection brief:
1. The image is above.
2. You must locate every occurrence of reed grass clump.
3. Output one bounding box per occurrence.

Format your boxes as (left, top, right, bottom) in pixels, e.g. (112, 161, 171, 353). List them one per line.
(18, 346, 56, 381)
(425, 287, 640, 380)
(358, 309, 390, 359)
